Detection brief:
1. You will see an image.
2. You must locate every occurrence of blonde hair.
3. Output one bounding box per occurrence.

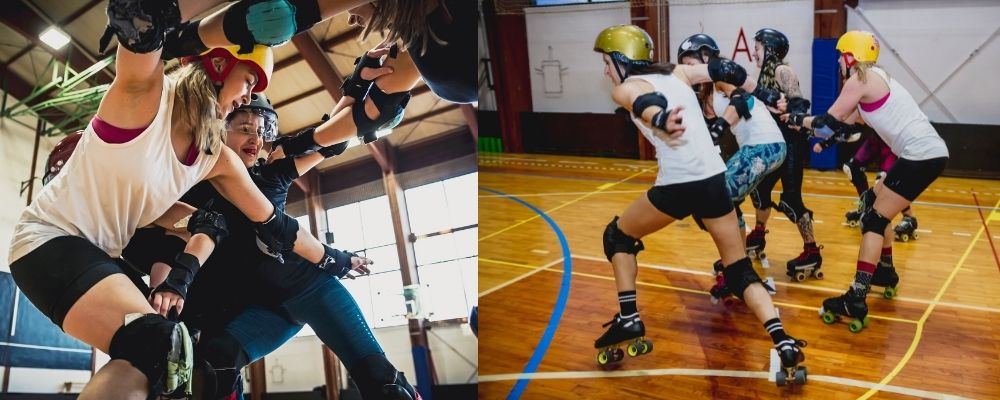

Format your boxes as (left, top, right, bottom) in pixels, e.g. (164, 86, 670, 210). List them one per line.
(362, 0, 446, 56)
(168, 63, 225, 155)
(851, 61, 885, 84)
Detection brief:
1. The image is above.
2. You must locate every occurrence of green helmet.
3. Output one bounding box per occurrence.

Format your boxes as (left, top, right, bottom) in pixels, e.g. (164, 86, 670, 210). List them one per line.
(594, 25, 654, 81)
(230, 93, 279, 142)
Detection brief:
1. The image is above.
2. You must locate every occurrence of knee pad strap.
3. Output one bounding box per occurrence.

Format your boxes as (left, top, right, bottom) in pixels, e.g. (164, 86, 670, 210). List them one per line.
(353, 87, 411, 144)
(722, 258, 763, 300)
(861, 210, 890, 236)
(603, 216, 644, 261)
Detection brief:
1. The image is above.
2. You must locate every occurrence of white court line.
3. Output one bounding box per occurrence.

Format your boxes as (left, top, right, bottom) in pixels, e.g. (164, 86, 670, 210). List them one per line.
(492, 157, 548, 162)
(571, 254, 1000, 314)
(478, 369, 971, 400)
(479, 258, 564, 298)
(531, 249, 550, 255)
(0, 342, 92, 354)
(558, 160, 598, 165)
(952, 232, 972, 237)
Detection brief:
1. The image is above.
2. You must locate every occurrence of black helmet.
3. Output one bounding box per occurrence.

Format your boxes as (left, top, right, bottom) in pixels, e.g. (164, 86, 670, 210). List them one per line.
(677, 34, 720, 63)
(754, 28, 790, 61)
(230, 93, 278, 142)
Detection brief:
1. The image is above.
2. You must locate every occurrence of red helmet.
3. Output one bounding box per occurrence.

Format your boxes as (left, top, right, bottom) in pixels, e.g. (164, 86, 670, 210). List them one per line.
(43, 130, 83, 185)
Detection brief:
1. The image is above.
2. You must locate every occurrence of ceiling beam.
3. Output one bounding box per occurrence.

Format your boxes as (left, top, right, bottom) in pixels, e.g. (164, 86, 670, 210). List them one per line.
(1, 61, 78, 127)
(290, 31, 344, 102)
(275, 26, 363, 71)
(6, 0, 114, 83)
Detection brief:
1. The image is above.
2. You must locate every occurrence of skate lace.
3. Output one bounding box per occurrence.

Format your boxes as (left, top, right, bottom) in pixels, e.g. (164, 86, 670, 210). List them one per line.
(602, 316, 620, 328)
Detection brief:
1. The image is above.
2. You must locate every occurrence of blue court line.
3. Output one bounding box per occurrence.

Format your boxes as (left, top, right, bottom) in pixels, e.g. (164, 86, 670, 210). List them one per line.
(480, 187, 573, 400)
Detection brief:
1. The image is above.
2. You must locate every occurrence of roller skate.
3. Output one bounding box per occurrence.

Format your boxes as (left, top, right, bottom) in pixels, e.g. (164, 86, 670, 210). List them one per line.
(894, 215, 919, 242)
(709, 260, 741, 306)
(786, 244, 824, 282)
(819, 292, 869, 333)
(746, 227, 769, 266)
(775, 337, 808, 387)
(594, 313, 652, 368)
(845, 209, 862, 228)
(870, 261, 899, 299)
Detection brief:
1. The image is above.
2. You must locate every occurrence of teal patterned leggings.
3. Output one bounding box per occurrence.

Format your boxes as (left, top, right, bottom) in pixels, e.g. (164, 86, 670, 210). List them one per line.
(725, 142, 787, 228)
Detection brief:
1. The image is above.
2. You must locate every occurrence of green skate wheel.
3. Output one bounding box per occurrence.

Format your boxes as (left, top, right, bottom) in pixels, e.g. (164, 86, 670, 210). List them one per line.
(627, 343, 639, 357)
(884, 286, 897, 299)
(794, 367, 807, 385)
(776, 370, 787, 386)
(821, 311, 836, 324)
(862, 315, 871, 327)
(849, 319, 864, 333)
(597, 351, 609, 365)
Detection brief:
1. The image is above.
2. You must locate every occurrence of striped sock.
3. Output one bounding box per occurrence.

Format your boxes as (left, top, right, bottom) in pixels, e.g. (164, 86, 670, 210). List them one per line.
(849, 261, 877, 297)
(764, 318, 790, 346)
(880, 247, 893, 267)
(618, 290, 638, 319)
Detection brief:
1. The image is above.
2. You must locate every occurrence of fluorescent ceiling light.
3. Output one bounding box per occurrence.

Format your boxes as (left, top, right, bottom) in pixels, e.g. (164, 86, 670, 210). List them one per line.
(40, 27, 70, 50)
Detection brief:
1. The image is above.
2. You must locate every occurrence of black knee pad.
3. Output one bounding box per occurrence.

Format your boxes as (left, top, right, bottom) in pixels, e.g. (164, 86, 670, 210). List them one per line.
(354, 87, 411, 144)
(350, 353, 420, 400)
(109, 314, 183, 399)
(196, 331, 249, 398)
(861, 209, 890, 236)
(859, 188, 876, 214)
(603, 216, 644, 261)
(722, 258, 763, 300)
(223, 0, 322, 52)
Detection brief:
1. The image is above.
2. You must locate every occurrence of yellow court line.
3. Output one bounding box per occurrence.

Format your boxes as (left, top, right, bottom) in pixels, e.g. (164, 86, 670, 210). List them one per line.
(478, 167, 654, 242)
(480, 257, 919, 324)
(857, 197, 1000, 400)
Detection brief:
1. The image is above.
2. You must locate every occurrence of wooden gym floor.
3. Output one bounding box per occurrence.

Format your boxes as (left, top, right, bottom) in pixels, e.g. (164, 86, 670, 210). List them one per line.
(478, 153, 1000, 400)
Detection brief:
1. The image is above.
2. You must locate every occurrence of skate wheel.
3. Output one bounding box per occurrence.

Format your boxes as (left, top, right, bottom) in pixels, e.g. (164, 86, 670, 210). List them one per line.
(597, 351, 609, 365)
(627, 343, 639, 357)
(642, 340, 653, 354)
(776, 370, 787, 387)
(821, 311, 836, 324)
(613, 348, 625, 362)
(862, 315, 871, 328)
(900, 234, 910, 242)
(710, 296, 720, 305)
(794, 272, 806, 282)
(794, 367, 807, 385)
(913, 233, 919, 240)
(848, 220, 858, 227)
(814, 270, 824, 280)
(884, 286, 896, 299)
(849, 319, 865, 333)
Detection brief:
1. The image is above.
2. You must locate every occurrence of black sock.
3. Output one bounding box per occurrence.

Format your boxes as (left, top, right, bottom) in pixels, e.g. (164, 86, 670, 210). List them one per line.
(764, 318, 790, 346)
(618, 290, 637, 318)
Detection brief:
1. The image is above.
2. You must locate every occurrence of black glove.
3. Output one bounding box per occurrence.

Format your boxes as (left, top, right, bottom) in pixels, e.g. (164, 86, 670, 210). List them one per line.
(187, 207, 228, 245)
(341, 53, 383, 100)
(651, 108, 670, 131)
(707, 117, 730, 144)
(160, 20, 207, 60)
(151, 253, 200, 300)
(751, 86, 782, 108)
(99, 0, 181, 55)
(707, 59, 747, 86)
(787, 112, 807, 128)
(728, 89, 753, 120)
(787, 97, 811, 115)
(316, 245, 358, 279)
(273, 127, 322, 157)
(254, 211, 299, 263)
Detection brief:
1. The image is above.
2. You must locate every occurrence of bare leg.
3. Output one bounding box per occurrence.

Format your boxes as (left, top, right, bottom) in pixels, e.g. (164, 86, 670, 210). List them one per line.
(702, 211, 777, 323)
(613, 195, 675, 292)
(63, 274, 157, 399)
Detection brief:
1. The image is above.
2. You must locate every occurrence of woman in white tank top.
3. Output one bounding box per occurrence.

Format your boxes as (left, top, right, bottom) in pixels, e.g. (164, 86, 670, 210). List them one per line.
(590, 25, 807, 381)
(7, 4, 333, 396)
(786, 31, 949, 332)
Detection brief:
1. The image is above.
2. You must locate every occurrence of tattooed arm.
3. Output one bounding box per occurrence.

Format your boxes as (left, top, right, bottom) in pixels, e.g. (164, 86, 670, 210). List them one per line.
(776, 65, 803, 98)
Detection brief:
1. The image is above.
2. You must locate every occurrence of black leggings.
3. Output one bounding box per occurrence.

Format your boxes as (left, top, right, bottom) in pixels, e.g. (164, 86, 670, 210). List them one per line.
(750, 126, 810, 220)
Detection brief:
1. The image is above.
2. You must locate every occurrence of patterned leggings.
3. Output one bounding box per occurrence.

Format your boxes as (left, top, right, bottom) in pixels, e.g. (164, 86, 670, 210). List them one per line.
(725, 142, 787, 228)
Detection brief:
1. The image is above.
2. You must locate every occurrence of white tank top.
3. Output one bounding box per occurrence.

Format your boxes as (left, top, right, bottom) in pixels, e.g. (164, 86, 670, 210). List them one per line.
(857, 67, 948, 160)
(9, 77, 221, 261)
(625, 73, 727, 186)
(711, 90, 784, 147)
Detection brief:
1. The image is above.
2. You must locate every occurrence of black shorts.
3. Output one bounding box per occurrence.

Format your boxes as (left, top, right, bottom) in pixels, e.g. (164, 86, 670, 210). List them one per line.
(882, 157, 948, 201)
(10, 236, 127, 328)
(646, 173, 733, 220)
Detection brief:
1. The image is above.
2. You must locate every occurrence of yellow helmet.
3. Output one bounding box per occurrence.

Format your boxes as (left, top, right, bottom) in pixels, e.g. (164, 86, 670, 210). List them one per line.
(594, 25, 654, 64)
(836, 31, 879, 65)
(185, 45, 275, 92)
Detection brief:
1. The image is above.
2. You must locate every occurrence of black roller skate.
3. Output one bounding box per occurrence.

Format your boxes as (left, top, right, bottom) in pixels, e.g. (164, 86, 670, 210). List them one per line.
(870, 261, 899, 299)
(775, 337, 808, 387)
(894, 215, 918, 242)
(786, 245, 824, 282)
(594, 313, 652, 368)
(845, 209, 862, 228)
(709, 260, 741, 306)
(819, 292, 869, 333)
(746, 227, 769, 265)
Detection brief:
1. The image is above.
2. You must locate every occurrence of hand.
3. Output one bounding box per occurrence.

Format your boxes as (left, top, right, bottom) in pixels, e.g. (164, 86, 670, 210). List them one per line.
(150, 290, 185, 318)
(342, 256, 374, 279)
(813, 143, 823, 153)
(655, 105, 687, 148)
(360, 46, 396, 81)
(266, 143, 286, 164)
(775, 93, 788, 113)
